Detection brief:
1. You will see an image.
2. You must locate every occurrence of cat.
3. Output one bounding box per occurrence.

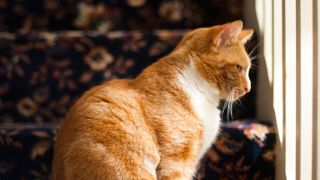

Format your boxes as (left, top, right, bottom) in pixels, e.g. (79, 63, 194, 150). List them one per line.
(52, 20, 253, 180)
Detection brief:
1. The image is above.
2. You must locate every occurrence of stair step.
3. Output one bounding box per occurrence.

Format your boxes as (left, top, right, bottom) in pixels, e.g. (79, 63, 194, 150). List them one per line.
(0, 30, 186, 123)
(0, 0, 243, 31)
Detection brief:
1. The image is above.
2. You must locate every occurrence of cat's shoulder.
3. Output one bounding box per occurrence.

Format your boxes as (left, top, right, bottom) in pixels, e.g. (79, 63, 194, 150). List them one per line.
(66, 79, 140, 122)
(82, 79, 136, 99)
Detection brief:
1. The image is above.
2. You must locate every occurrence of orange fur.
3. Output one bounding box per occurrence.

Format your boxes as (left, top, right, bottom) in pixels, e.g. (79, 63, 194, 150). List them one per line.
(52, 20, 253, 180)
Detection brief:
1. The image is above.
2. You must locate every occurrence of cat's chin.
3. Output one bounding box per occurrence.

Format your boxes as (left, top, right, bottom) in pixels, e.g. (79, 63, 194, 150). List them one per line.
(220, 91, 246, 101)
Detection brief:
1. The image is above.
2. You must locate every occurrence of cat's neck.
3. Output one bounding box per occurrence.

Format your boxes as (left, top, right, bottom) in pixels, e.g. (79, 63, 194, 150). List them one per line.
(133, 50, 221, 105)
(177, 57, 221, 162)
(133, 50, 189, 93)
(176, 59, 220, 104)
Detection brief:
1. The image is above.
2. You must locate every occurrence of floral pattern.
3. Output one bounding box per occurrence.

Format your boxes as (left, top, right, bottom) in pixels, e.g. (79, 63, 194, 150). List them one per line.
(0, 121, 275, 180)
(0, 123, 57, 179)
(0, 31, 185, 124)
(0, 0, 243, 32)
(197, 121, 275, 180)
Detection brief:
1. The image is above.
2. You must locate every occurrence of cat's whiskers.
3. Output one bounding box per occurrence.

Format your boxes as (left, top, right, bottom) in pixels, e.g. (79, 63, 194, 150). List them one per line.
(221, 93, 231, 122)
(232, 88, 244, 107)
(250, 63, 258, 71)
(234, 98, 243, 107)
(228, 89, 236, 122)
(227, 101, 232, 122)
(248, 42, 261, 58)
(222, 88, 237, 123)
(249, 54, 263, 63)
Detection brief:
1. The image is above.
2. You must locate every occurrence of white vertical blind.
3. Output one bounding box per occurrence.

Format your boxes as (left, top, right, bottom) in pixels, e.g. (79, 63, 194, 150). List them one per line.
(272, 0, 286, 179)
(317, 0, 320, 178)
(313, 0, 320, 180)
(264, 0, 273, 83)
(255, 0, 318, 179)
(299, 0, 314, 179)
(284, 0, 298, 178)
(317, 1, 320, 179)
(273, 0, 284, 148)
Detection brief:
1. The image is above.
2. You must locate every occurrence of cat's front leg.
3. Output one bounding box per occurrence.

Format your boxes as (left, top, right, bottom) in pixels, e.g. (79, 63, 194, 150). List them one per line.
(156, 158, 196, 180)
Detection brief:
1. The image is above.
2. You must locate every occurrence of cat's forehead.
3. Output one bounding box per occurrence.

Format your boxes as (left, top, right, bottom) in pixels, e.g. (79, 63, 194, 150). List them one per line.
(219, 45, 251, 66)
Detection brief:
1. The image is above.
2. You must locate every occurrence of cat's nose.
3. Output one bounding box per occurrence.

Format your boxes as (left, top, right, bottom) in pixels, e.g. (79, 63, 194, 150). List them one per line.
(244, 85, 251, 93)
(243, 76, 251, 93)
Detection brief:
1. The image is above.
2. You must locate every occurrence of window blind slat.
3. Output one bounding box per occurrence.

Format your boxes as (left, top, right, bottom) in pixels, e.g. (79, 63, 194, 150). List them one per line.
(273, 1, 286, 178)
(284, 0, 298, 178)
(273, 0, 284, 146)
(316, 0, 320, 179)
(299, 0, 314, 179)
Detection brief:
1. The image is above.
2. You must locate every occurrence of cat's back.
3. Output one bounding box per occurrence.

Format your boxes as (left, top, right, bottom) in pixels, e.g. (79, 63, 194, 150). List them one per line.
(63, 79, 139, 126)
(57, 79, 144, 142)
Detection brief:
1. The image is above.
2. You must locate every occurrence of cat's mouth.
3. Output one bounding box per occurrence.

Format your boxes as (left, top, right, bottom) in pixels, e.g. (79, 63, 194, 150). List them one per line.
(223, 88, 246, 101)
(221, 88, 246, 121)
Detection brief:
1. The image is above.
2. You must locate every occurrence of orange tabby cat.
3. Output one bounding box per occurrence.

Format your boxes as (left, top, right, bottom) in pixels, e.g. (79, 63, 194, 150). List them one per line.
(52, 20, 253, 180)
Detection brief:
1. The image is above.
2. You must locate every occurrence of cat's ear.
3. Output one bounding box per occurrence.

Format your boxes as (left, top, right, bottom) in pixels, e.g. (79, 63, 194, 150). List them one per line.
(214, 20, 243, 46)
(238, 29, 254, 44)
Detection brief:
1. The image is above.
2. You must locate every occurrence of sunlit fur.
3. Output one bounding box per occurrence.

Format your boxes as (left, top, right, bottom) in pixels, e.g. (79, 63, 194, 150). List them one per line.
(52, 21, 253, 180)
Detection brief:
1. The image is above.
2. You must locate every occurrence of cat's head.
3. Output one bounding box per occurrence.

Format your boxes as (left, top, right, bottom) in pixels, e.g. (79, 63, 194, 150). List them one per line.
(178, 20, 254, 101)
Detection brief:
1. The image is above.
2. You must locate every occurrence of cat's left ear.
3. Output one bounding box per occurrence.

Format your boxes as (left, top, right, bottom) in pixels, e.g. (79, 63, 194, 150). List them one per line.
(214, 20, 243, 46)
(238, 29, 254, 44)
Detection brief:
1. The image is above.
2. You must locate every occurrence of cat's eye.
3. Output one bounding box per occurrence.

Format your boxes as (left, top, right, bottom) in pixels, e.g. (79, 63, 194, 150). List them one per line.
(236, 64, 243, 72)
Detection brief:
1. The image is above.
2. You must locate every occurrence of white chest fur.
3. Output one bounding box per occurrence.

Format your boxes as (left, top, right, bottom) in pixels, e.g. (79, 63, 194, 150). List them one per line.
(177, 61, 221, 163)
